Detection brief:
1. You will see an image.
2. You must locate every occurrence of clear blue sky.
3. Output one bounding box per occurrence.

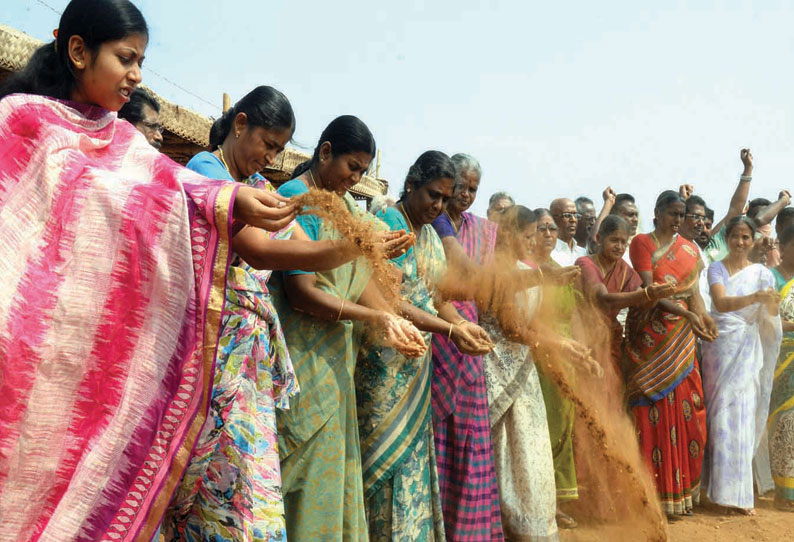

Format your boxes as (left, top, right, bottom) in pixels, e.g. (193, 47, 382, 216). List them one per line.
(6, 0, 794, 224)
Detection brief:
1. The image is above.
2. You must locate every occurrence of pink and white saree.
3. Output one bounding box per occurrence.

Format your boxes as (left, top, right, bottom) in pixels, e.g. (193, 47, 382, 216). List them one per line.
(0, 94, 238, 542)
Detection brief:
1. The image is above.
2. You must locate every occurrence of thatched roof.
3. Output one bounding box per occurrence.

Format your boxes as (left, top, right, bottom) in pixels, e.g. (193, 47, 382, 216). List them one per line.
(0, 23, 388, 198)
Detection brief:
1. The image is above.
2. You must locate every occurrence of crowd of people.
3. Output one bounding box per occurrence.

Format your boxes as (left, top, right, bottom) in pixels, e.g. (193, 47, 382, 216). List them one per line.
(1, 1, 793, 542)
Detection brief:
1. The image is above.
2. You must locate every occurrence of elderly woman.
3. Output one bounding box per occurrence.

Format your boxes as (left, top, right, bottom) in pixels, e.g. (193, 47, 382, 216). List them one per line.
(430, 154, 504, 541)
(702, 216, 782, 515)
(357, 150, 493, 542)
(625, 190, 716, 520)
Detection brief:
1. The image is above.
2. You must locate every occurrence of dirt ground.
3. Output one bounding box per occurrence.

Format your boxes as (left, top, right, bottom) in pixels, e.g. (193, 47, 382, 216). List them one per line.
(559, 494, 794, 542)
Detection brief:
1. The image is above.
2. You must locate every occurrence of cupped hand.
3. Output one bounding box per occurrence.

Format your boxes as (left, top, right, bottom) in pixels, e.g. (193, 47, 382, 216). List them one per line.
(679, 184, 695, 199)
(452, 321, 493, 355)
(603, 187, 617, 205)
(558, 337, 603, 378)
(377, 313, 427, 358)
(740, 148, 753, 170)
(377, 230, 416, 259)
(233, 186, 297, 232)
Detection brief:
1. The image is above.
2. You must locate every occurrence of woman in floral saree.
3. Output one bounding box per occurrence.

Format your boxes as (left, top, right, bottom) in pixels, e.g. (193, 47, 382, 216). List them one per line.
(702, 216, 781, 514)
(0, 2, 295, 540)
(356, 151, 492, 542)
(770, 224, 794, 511)
(625, 191, 716, 519)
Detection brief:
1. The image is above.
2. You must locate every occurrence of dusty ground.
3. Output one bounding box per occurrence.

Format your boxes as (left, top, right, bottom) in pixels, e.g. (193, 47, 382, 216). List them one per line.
(559, 494, 794, 542)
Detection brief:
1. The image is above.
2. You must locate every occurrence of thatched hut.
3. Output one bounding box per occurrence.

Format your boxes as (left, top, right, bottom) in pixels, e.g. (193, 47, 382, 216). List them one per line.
(0, 24, 389, 201)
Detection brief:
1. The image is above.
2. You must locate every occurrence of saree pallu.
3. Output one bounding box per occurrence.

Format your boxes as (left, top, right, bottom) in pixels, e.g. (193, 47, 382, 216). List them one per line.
(770, 271, 794, 503)
(356, 215, 446, 542)
(0, 95, 237, 542)
(483, 271, 558, 542)
(272, 189, 371, 542)
(431, 212, 503, 542)
(576, 255, 642, 372)
(625, 234, 706, 515)
(165, 176, 297, 542)
(536, 260, 578, 501)
(700, 263, 781, 509)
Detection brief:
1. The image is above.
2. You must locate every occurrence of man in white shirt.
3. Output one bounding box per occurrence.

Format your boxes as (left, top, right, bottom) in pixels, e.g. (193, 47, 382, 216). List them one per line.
(550, 198, 587, 266)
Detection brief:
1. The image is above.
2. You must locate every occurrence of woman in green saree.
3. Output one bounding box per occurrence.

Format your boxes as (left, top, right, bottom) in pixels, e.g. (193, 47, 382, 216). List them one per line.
(770, 224, 794, 512)
(272, 116, 424, 541)
(356, 151, 493, 542)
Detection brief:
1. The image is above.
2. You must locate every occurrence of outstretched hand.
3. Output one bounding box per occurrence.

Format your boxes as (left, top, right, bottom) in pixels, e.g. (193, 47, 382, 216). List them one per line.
(647, 282, 676, 301)
(377, 230, 416, 259)
(452, 321, 494, 355)
(557, 337, 603, 378)
(233, 186, 297, 232)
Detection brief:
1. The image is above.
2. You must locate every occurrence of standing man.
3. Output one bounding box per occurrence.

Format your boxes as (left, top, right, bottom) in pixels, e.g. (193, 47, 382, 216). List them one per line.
(550, 198, 586, 266)
(573, 196, 596, 251)
(118, 88, 164, 150)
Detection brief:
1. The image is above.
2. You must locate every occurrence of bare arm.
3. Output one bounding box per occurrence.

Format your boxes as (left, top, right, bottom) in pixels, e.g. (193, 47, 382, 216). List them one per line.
(754, 191, 791, 227)
(710, 282, 778, 314)
(233, 222, 358, 271)
(589, 187, 616, 247)
(713, 148, 753, 234)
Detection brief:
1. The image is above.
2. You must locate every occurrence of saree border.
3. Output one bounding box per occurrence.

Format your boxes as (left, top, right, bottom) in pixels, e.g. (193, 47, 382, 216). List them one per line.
(133, 183, 236, 542)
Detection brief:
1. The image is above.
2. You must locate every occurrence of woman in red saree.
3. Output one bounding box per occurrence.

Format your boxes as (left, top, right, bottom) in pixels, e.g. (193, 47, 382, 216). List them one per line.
(0, 2, 294, 541)
(576, 215, 674, 373)
(624, 191, 717, 520)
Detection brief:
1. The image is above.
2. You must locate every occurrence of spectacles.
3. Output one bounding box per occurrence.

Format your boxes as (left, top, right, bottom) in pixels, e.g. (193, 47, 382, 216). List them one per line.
(553, 212, 581, 221)
(141, 121, 164, 135)
(583, 216, 597, 225)
(537, 224, 559, 232)
(685, 213, 706, 223)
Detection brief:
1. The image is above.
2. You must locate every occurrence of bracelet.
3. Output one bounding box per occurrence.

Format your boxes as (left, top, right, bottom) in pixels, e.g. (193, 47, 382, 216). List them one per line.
(448, 322, 455, 340)
(455, 319, 467, 326)
(740, 175, 752, 182)
(336, 299, 346, 321)
(643, 286, 652, 301)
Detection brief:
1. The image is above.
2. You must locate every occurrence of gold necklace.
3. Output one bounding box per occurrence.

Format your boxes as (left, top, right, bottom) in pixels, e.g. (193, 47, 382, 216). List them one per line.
(399, 202, 415, 233)
(308, 169, 320, 189)
(217, 146, 230, 173)
(445, 210, 459, 233)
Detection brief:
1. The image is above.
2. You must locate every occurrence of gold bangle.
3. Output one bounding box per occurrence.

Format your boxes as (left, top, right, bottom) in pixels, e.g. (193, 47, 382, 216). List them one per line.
(455, 319, 467, 327)
(336, 299, 346, 321)
(643, 286, 651, 301)
(448, 322, 455, 340)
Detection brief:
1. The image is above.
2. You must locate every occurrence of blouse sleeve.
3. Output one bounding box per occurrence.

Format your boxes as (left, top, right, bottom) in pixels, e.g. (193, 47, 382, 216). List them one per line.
(376, 207, 412, 268)
(629, 235, 653, 273)
(707, 262, 727, 287)
(431, 213, 456, 238)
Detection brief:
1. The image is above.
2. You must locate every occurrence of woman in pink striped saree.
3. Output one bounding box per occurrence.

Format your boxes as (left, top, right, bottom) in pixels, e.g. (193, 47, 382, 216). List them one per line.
(0, 2, 294, 541)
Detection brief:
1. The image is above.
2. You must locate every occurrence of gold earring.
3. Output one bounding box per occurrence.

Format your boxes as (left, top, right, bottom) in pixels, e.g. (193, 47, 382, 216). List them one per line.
(235, 132, 239, 138)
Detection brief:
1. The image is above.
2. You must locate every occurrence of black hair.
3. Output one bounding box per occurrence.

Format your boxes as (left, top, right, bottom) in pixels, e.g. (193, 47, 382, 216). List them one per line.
(574, 196, 594, 213)
(401, 151, 455, 198)
(293, 115, 375, 178)
(533, 207, 552, 220)
(725, 215, 757, 239)
(0, 0, 148, 102)
(614, 193, 635, 207)
(705, 207, 715, 221)
(654, 190, 685, 212)
(209, 86, 295, 150)
(747, 198, 771, 220)
(777, 207, 794, 230)
(117, 87, 159, 124)
(598, 214, 630, 238)
(686, 195, 707, 213)
(779, 223, 794, 248)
